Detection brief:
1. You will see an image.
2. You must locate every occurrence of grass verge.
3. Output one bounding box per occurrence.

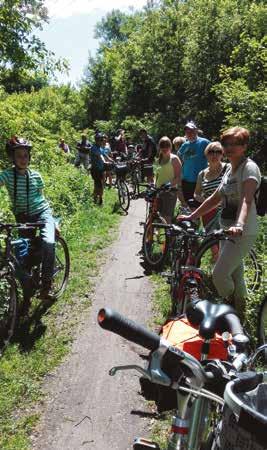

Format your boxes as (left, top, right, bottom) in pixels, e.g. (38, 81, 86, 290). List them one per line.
(0, 186, 121, 450)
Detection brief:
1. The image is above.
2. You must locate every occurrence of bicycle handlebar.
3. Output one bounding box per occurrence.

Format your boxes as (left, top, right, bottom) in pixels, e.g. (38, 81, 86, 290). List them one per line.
(0, 222, 45, 231)
(98, 307, 160, 351)
(152, 223, 234, 241)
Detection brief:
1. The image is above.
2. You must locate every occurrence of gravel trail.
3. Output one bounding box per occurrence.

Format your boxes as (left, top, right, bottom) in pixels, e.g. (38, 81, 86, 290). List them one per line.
(33, 199, 153, 450)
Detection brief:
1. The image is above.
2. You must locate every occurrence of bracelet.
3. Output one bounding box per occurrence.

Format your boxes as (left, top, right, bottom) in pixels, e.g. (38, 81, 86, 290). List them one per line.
(235, 222, 244, 229)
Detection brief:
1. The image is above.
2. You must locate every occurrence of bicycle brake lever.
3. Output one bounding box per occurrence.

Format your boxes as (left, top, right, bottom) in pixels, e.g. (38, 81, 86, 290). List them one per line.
(109, 365, 151, 379)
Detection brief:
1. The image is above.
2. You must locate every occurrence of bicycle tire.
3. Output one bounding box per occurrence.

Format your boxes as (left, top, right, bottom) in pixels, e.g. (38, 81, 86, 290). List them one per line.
(128, 171, 138, 197)
(257, 295, 267, 348)
(142, 215, 169, 270)
(195, 238, 262, 297)
(118, 180, 130, 212)
(51, 236, 70, 299)
(0, 266, 17, 352)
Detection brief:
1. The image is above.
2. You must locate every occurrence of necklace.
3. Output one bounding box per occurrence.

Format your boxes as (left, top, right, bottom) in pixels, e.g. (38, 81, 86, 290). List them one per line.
(208, 163, 223, 177)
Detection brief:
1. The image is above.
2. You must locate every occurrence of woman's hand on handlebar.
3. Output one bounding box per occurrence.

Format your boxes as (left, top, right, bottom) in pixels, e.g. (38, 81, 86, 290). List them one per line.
(177, 213, 193, 221)
(226, 225, 243, 236)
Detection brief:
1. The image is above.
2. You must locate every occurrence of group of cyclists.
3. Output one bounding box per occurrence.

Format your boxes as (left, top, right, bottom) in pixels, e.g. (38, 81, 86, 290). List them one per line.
(70, 121, 262, 324)
(0, 120, 262, 323)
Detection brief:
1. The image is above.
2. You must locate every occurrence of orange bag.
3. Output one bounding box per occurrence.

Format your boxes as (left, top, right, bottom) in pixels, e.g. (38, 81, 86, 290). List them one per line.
(161, 317, 228, 361)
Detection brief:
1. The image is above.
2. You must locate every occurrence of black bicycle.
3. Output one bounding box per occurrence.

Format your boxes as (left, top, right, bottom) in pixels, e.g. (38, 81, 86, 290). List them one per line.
(0, 222, 70, 352)
(112, 163, 131, 212)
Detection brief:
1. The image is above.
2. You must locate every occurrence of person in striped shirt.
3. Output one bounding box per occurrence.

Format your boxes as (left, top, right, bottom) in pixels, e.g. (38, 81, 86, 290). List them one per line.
(194, 141, 229, 234)
(0, 136, 55, 300)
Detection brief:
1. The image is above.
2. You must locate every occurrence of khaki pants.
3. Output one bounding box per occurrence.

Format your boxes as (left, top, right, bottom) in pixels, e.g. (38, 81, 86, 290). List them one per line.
(212, 234, 257, 319)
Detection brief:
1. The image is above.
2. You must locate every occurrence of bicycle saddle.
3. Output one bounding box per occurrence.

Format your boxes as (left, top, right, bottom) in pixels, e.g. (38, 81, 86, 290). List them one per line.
(186, 299, 242, 340)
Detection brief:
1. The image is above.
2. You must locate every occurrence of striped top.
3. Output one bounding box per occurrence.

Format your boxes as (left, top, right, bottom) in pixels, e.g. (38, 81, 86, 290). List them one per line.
(200, 163, 229, 199)
(0, 168, 49, 215)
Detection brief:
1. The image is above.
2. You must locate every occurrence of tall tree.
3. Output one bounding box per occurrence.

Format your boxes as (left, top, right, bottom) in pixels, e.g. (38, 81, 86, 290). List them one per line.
(0, 0, 67, 92)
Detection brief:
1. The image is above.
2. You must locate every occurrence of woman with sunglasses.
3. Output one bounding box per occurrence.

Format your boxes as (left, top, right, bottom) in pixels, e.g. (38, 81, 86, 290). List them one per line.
(194, 141, 228, 233)
(178, 127, 261, 320)
(156, 136, 183, 223)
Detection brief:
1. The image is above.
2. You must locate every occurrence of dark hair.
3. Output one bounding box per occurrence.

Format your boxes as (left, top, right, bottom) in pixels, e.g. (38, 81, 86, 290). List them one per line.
(139, 128, 147, 134)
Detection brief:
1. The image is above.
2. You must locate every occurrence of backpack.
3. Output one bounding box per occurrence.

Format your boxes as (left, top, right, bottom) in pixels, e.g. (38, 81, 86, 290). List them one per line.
(239, 159, 266, 217)
(255, 176, 267, 216)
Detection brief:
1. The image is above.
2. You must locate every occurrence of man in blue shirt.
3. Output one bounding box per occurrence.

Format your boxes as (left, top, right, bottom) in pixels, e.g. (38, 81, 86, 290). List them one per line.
(178, 121, 209, 204)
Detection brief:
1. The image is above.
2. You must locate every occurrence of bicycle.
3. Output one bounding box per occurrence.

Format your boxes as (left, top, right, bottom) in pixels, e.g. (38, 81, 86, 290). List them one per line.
(111, 162, 131, 212)
(167, 222, 261, 314)
(0, 222, 70, 352)
(98, 303, 267, 449)
(152, 223, 234, 315)
(141, 184, 178, 270)
(126, 158, 143, 198)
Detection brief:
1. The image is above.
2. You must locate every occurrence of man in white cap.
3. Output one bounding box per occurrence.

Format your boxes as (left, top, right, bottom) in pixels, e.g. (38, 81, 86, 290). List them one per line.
(178, 121, 210, 204)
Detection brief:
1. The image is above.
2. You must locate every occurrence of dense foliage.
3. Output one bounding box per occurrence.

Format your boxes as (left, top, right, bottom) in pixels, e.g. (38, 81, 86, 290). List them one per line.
(0, 85, 88, 220)
(83, 0, 266, 164)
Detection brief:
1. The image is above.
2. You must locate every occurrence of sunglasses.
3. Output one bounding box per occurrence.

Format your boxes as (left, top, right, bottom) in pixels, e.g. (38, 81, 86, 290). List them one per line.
(222, 141, 243, 148)
(207, 150, 223, 155)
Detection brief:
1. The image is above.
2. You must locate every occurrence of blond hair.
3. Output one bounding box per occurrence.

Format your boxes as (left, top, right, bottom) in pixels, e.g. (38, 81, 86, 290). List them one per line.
(204, 141, 223, 156)
(173, 136, 185, 150)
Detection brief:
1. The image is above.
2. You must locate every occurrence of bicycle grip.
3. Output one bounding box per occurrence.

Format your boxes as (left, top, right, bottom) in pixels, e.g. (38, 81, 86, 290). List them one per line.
(224, 313, 244, 336)
(98, 307, 160, 351)
(224, 313, 249, 349)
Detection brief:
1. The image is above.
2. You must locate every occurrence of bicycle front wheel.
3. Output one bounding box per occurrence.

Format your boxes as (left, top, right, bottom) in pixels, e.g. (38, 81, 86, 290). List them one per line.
(143, 215, 169, 270)
(0, 267, 17, 352)
(51, 236, 70, 299)
(118, 180, 130, 212)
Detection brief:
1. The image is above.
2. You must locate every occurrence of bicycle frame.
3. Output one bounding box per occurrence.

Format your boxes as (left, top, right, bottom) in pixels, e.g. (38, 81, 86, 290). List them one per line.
(110, 345, 224, 450)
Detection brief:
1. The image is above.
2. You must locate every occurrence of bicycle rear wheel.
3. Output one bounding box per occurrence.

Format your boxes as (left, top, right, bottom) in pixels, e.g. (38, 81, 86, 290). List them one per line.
(143, 215, 169, 270)
(0, 267, 17, 352)
(258, 295, 267, 348)
(51, 236, 70, 299)
(195, 238, 262, 297)
(118, 180, 130, 212)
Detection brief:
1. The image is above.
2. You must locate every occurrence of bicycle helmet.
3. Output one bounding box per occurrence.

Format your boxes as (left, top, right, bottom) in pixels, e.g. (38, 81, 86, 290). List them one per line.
(95, 132, 105, 141)
(6, 136, 32, 159)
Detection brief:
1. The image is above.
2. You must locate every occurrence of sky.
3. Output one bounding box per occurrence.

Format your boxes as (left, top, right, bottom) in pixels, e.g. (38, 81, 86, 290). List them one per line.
(38, 0, 148, 84)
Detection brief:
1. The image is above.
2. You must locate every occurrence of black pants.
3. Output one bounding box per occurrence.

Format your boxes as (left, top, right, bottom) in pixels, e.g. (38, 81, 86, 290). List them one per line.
(181, 180, 196, 203)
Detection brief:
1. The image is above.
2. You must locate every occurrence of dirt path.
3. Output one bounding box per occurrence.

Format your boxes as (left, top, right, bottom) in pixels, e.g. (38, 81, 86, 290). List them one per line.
(33, 199, 153, 450)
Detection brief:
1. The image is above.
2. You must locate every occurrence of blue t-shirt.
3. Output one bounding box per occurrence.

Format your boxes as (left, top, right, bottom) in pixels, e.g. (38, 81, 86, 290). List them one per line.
(178, 137, 209, 183)
(91, 145, 105, 171)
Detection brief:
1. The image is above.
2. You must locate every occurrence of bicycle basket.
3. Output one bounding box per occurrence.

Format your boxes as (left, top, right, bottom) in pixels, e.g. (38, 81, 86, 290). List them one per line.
(220, 379, 267, 450)
(115, 164, 128, 178)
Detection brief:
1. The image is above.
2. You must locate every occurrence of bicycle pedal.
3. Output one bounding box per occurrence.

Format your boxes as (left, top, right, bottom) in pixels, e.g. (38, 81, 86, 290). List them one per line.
(133, 438, 160, 449)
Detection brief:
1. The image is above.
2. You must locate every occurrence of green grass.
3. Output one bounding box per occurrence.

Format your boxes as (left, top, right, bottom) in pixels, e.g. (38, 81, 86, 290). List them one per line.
(0, 185, 121, 449)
